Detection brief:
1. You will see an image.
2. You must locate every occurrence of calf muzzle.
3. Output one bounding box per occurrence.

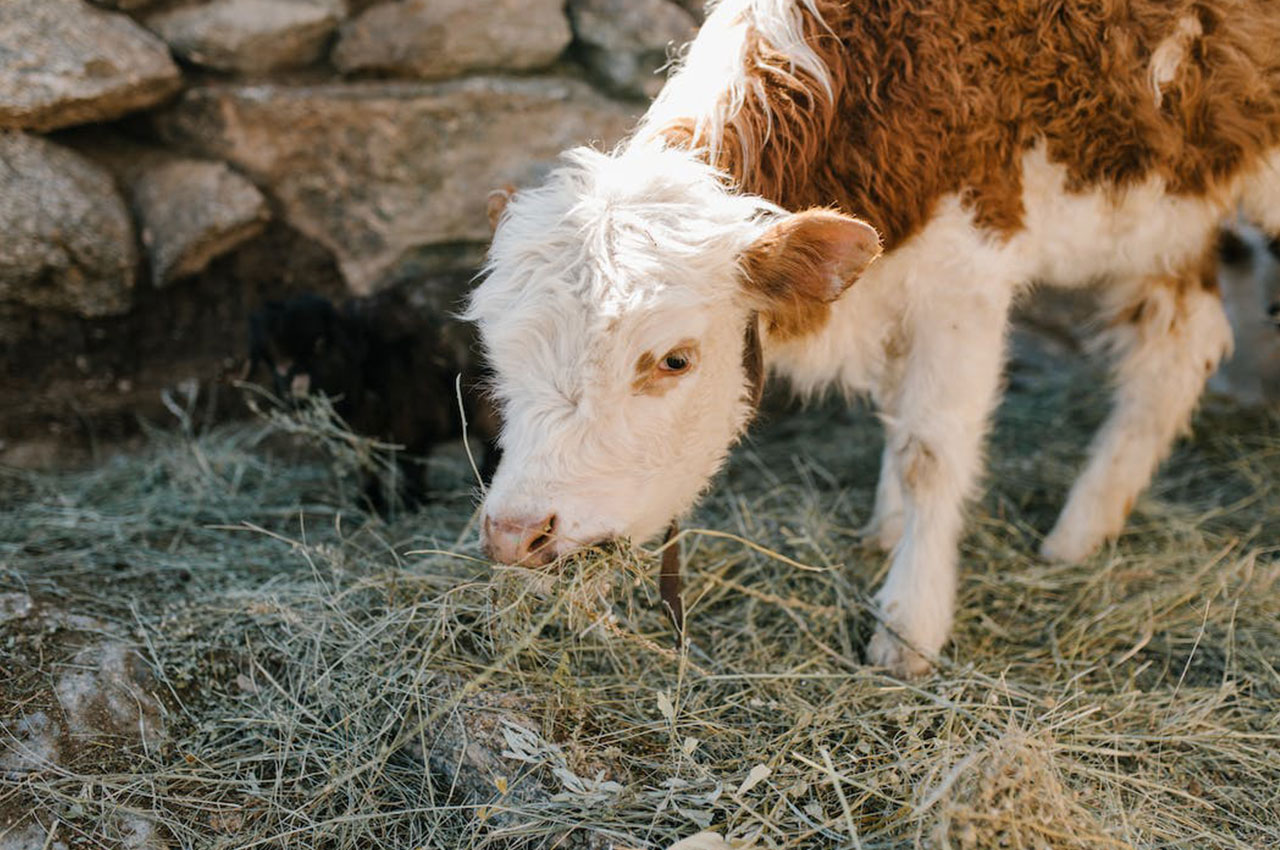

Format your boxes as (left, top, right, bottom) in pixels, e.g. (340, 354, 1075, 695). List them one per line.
(483, 512, 559, 567)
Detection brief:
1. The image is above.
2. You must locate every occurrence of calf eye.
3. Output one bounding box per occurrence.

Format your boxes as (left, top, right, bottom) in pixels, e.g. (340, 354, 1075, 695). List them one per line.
(659, 349, 694, 374)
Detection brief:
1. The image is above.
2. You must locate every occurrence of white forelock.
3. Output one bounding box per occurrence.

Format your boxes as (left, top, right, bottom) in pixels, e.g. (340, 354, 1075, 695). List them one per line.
(639, 0, 833, 172)
(466, 144, 782, 362)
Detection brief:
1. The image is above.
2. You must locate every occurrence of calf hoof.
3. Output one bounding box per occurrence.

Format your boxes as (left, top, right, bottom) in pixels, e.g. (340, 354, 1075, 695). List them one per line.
(865, 624, 934, 678)
(1039, 525, 1100, 565)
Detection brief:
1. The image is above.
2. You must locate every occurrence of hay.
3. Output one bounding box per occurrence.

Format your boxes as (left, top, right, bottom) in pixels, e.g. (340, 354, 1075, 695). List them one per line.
(1, 352, 1278, 849)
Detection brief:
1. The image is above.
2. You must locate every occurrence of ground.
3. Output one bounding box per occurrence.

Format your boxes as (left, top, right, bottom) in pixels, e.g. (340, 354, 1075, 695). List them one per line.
(1, 331, 1277, 849)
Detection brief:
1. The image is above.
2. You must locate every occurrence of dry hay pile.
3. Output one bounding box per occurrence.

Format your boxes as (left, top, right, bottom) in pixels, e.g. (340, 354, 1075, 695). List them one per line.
(1, 351, 1278, 849)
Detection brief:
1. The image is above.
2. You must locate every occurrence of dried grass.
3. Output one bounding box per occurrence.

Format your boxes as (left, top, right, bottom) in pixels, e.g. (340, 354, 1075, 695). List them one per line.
(1, 351, 1278, 849)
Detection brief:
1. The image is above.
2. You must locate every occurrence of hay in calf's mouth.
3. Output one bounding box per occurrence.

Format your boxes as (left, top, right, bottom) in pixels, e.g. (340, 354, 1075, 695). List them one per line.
(1, 357, 1278, 849)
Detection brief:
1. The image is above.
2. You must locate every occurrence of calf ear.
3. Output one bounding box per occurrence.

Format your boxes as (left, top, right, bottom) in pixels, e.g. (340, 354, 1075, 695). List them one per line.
(740, 209, 881, 338)
(486, 184, 517, 233)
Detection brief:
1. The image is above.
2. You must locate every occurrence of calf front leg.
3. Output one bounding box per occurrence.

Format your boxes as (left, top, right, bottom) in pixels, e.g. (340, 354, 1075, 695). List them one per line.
(863, 439, 905, 551)
(1041, 269, 1232, 563)
(865, 284, 1012, 677)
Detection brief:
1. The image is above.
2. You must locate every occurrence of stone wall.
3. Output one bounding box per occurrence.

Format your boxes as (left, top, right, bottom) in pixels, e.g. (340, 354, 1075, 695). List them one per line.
(0, 0, 700, 464)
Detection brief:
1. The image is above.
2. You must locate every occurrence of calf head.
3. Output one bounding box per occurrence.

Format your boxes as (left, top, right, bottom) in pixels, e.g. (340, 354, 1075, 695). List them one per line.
(247, 294, 367, 410)
(468, 146, 879, 565)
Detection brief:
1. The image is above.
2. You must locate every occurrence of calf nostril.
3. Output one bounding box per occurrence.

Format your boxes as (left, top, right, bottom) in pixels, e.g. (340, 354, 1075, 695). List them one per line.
(1268, 302, 1279, 318)
(522, 514, 557, 562)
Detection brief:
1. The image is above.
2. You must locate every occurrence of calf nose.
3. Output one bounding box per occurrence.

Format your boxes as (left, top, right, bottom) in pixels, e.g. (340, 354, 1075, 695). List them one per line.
(483, 512, 558, 566)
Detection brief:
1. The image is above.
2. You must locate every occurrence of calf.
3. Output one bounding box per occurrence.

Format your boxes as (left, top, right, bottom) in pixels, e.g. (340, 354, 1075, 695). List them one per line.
(468, 0, 1280, 675)
(247, 292, 500, 511)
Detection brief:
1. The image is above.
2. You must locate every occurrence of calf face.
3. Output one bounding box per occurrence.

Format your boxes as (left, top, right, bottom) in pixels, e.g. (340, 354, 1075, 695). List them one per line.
(469, 147, 878, 564)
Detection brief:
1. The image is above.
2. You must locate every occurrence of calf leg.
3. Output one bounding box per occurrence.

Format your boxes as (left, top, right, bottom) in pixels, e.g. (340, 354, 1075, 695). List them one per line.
(864, 440, 905, 551)
(1041, 267, 1232, 563)
(863, 326, 911, 551)
(865, 283, 1013, 676)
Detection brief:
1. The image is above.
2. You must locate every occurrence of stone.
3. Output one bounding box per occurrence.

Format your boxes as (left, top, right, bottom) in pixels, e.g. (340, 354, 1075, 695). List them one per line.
(333, 0, 571, 80)
(133, 158, 270, 286)
(0, 0, 181, 132)
(60, 132, 272, 286)
(2, 641, 164, 775)
(154, 77, 637, 293)
(0, 821, 67, 850)
(569, 0, 698, 98)
(53, 642, 166, 745)
(0, 593, 33, 625)
(147, 0, 341, 75)
(0, 132, 136, 318)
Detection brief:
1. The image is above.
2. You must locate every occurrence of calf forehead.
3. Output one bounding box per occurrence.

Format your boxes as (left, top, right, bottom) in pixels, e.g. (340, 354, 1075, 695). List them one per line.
(471, 146, 777, 323)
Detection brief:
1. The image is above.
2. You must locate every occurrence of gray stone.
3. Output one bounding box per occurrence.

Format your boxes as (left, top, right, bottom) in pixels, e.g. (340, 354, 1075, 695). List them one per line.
(0, 821, 68, 850)
(147, 0, 341, 75)
(0, 593, 33, 625)
(61, 132, 272, 286)
(569, 0, 698, 97)
(333, 0, 571, 80)
(54, 642, 166, 745)
(133, 158, 270, 286)
(0, 711, 61, 774)
(0, 0, 181, 132)
(154, 77, 637, 293)
(2, 642, 164, 777)
(0, 132, 136, 318)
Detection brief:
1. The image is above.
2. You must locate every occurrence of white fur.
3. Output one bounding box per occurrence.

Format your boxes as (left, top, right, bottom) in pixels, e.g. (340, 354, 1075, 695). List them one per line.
(468, 145, 782, 553)
(1149, 15, 1202, 108)
(640, 0, 833, 171)
(471, 0, 1279, 676)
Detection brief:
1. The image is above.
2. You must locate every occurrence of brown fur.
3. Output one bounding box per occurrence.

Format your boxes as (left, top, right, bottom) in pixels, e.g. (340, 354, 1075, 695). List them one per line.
(741, 312, 765, 407)
(902, 436, 938, 491)
(487, 185, 517, 232)
(661, 0, 1280, 251)
(1112, 234, 1222, 339)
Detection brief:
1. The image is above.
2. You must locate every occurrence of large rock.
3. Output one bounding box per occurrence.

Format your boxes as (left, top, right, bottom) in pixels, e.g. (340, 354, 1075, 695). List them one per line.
(0, 0, 181, 132)
(333, 0, 571, 80)
(0, 133, 136, 317)
(147, 0, 341, 75)
(63, 133, 273, 287)
(154, 77, 637, 293)
(569, 0, 698, 98)
(132, 157, 271, 286)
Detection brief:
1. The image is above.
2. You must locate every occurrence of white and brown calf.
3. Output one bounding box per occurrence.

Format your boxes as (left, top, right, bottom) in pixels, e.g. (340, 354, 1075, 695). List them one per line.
(468, 0, 1280, 676)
